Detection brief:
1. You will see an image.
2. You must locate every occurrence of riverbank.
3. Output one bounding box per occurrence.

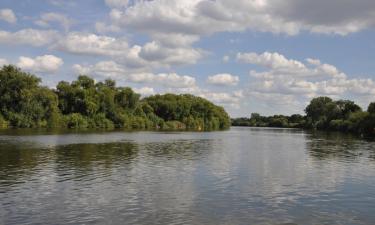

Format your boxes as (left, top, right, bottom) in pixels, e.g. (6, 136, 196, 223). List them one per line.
(232, 96, 375, 137)
(0, 65, 230, 131)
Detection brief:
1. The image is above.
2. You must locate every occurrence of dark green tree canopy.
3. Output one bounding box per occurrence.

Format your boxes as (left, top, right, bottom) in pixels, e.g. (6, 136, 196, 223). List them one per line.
(143, 94, 230, 130)
(0, 65, 230, 130)
(368, 102, 375, 114)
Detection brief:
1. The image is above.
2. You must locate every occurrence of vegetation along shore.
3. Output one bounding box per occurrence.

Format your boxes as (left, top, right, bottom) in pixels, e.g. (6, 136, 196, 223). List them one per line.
(232, 97, 375, 137)
(0, 65, 230, 130)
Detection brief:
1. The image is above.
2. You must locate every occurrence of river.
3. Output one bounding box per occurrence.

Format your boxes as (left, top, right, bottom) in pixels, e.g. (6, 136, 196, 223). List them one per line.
(0, 127, 374, 225)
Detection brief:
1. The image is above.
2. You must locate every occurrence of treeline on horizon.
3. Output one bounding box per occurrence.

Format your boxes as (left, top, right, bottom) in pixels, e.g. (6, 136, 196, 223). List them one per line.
(232, 97, 375, 136)
(0, 65, 230, 130)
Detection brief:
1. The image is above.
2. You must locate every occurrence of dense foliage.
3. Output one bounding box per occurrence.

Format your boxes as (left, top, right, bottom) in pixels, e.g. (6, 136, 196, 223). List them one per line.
(0, 65, 230, 130)
(232, 113, 306, 128)
(232, 96, 375, 137)
(144, 94, 230, 130)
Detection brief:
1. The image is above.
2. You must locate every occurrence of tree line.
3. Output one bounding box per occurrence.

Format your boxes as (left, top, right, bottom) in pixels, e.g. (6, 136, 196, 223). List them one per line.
(232, 96, 375, 136)
(0, 65, 230, 130)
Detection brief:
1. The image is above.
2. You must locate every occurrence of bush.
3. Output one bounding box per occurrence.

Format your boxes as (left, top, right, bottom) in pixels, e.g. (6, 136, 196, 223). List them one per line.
(164, 121, 187, 130)
(92, 113, 114, 129)
(64, 113, 89, 129)
(0, 114, 9, 128)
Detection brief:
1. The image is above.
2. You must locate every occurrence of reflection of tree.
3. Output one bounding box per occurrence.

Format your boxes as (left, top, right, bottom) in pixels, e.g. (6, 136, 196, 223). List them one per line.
(0, 142, 50, 188)
(0, 142, 138, 188)
(142, 139, 212, 160)
(54, 142, 138, 177)
(306, 131, 375, 161)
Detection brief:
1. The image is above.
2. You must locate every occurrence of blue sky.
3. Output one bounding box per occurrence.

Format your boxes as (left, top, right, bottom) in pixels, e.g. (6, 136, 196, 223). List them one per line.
(1, 0, 375, 117)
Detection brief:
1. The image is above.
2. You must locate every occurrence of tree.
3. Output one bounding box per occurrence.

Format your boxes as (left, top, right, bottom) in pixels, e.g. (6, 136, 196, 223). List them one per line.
(335, 100, 362, 119)
(0, 65, 231, 131)
(0, 65, 60, 128)
(368, 102, 375, 114)
(305, 97, 341, 128)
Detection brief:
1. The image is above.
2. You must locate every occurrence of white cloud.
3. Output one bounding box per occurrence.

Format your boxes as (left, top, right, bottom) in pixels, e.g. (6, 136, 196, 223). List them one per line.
(110, 0, 299, 36)
(0, 9, 17, 24)
(35, 12, 73, 31)
(105, 0, 129, 8)
(240, 51, 346, 79)
(72, 61, 124, 78)
(150, 33, 199, 48)
(0, 58, 9, 67)
(237, 52, 307, 73)
(57, 32, 202, 70)
(222, 55, 230, 63)
(95, 21, 121, 33)
(17, 55, 63, 73)
(238, 51, 375, 112)
(133, 87, 155, 96)
(138, 41, 203, 66)
(201, 90, 244, 107)
(72, 61, 196, 88)
(104, 0, 375, 37)
(56, 32, 129, 56)
(0, 29, 58, 47)
(129, 72, 196, 88)
(207, 73, 239, 86)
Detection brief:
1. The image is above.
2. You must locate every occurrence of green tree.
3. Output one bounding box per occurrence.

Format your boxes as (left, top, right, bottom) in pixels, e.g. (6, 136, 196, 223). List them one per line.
(368, 102, 375, 114)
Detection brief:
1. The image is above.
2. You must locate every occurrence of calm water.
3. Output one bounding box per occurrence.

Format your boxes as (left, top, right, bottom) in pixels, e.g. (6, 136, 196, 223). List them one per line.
(0, 127, 375, 225)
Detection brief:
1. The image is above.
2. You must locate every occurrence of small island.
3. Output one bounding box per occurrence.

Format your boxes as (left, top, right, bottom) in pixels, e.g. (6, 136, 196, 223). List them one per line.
(0, 65, 230, 130)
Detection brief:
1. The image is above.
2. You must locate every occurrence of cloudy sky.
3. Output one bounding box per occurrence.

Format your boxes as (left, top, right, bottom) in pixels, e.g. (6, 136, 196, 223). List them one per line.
(1, 0, 375, 117)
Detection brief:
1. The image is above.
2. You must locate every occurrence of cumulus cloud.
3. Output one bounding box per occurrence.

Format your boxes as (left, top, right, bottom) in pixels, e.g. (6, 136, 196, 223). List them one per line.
(17, 55, 63, 73)
(0, 29, 58, 47)
(238, 51, 375, 112)
(222, 55, 230, 63)
(237, 52, 307, 73)
(95, 21, 121, 33)
(105, 0, 129, 8)
(56, 32, 202, 70)
(72, 61, 124, 78)
(72, 61, 196, 88)
(138, 41, 203, 66)
(201, 90, 244, 107)
(35, 12, 73, 31)
(207, 73, 239, 86)
(133, 87, 155, 96)
(238, 51, 346, 79)
(109, 0, 299, 36)
(129, 72, 196, 88)
(104, 0, 375, 37)
(0, 8, 17, 24)
(0, 58, 9, 67)
(55, 32, 129, 56)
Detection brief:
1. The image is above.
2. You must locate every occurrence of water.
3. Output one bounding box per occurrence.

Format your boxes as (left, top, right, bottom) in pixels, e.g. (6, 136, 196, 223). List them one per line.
(0, 127, 375, 225)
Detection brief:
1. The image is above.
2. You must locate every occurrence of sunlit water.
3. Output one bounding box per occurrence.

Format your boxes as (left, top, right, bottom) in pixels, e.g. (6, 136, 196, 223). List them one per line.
(0, 127, 375, 225)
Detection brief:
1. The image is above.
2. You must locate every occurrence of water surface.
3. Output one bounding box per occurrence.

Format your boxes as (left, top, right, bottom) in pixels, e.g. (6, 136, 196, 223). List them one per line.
(1, 127, 375, 225)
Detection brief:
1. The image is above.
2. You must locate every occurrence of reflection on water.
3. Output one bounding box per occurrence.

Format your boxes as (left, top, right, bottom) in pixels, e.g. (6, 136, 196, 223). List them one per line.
(307, 131, 375, 161)
(0, 127, 375, 225)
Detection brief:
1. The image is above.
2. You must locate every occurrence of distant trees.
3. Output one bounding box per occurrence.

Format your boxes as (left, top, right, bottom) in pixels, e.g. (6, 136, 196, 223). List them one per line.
(232, 114, 305, 128)
(0, 65, 230, 130)
(232, 96, 375, 137)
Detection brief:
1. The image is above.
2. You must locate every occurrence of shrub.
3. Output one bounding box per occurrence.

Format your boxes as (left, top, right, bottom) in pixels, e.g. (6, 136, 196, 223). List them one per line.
(64, 113, 89, 128)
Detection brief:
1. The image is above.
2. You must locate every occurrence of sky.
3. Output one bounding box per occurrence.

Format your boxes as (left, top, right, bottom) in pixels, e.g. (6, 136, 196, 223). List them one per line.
(1, 0, 375, 117)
